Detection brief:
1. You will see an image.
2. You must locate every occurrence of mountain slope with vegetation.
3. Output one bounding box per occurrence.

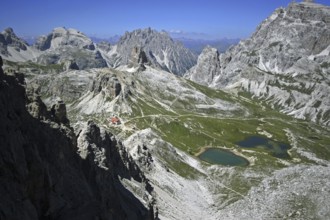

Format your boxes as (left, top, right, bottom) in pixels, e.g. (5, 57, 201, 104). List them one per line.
(186, 2, 330, 126)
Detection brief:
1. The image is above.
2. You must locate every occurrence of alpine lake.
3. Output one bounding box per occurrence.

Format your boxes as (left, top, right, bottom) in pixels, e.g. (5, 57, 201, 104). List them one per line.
(198, 135, 291, 166)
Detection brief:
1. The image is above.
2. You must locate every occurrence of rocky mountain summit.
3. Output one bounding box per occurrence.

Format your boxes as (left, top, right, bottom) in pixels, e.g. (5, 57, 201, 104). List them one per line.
(186, 2, 330, 126)
(0, 27, 107, 69)
(0, 28, 40, 62)
(34, 27, 107, 70)
(34, 27, 95, 51)
(0, 28, 28, 55)
(0, 27, 198, 74)
(101, 28, 197, 75)
(0, 58, 156, 220)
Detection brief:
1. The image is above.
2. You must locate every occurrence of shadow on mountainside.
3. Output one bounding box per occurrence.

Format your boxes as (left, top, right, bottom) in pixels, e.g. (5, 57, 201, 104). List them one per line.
(0, 57, 154, 220)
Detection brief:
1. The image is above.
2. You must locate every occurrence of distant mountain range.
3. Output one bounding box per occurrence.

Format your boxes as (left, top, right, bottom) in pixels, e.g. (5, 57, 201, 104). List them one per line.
(22, 34, 240, 55)
(1, 27, 197, 75)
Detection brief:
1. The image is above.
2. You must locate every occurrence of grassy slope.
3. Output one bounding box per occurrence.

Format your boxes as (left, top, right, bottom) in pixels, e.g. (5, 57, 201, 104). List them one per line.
(121, 76, 330, 169)
(22, 65, 329, 206)
(50, 66, 329, 200)
(57, 67, 329, 179)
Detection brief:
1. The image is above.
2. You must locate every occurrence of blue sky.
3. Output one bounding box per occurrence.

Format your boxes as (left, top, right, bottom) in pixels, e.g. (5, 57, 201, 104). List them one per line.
(1, 0, 329, 39)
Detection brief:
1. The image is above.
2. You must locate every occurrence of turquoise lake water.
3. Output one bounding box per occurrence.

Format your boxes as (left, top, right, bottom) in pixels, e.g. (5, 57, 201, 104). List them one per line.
(198, 148, 249, 166)
(236, 135, 291, 159)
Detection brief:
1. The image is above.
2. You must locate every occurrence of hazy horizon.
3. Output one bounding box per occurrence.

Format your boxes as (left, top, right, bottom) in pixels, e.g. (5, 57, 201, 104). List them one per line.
(1, 0, 330, 40)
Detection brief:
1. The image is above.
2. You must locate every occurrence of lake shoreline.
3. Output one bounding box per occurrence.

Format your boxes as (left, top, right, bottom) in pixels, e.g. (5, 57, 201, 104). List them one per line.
(194, 146, 211, 157)
(196, 147, 250, 166)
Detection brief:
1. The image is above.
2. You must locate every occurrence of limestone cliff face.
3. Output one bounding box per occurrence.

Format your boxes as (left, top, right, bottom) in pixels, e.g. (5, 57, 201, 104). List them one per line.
(217, 2, 330, 83)
(0, 28, 28, 56)
(187, 2, 330, 126)
(104, 28, 197, 75)
(185, 46, 221, 86)
(34, 27, 95, 51)
(128, 46, 149, 71)
(89, 73, 122, 99)
(34, 27, 107, 70)
(0, 59, 155, 219)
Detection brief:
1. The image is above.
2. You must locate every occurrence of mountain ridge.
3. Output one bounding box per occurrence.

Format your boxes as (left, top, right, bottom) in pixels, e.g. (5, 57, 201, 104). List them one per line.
(99, 28, 197, 75)
(186, 2, 330, 126)
(1, 27, 197, 75)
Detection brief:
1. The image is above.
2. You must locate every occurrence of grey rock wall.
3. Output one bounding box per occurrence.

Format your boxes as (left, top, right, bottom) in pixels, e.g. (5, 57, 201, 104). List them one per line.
(186, 2, 330, 126)
(110, 28, 197, 75)
(0, 59, 155, 219)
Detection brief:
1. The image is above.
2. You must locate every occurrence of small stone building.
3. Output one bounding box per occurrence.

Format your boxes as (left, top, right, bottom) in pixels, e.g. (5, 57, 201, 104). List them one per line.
(110, 117, 121, 125)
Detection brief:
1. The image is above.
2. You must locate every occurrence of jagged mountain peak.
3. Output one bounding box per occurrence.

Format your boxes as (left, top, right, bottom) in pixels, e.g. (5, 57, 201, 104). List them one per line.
(0, 27, 30, 60)
(1, 27, 25, 43)
(228, 1, 330, 74)
(103, 27, 197, 75)
(120, 27, 170, 41)
(185, 45, 220, 86)
(233, 2, 329, 60)
(0, 26, 107, 68)
(187, 2, 330, 126)
(2, 27, 15, 34)
(201, 45, 219, 54)
(33, 27, 107, 70)
(118, 28, 178, 50)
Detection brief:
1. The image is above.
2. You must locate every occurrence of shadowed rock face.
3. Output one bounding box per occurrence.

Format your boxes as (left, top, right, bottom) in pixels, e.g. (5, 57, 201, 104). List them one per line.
(0, 57, 156, 220)
(0, 28, 29, 56)
(64, 60, 79, 70)
(128, 46, 149, 71)
(0, 56, 3, 73)
(89, 73, 122, 99)
(50, 100, 70, 125)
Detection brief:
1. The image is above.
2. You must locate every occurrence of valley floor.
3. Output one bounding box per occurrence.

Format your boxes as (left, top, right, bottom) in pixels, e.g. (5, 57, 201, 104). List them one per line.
(58, 67, 330, 219)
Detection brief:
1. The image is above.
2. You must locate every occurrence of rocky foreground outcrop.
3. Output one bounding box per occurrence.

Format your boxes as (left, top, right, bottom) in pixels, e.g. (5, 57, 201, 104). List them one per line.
(0, 58, 156, 219)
